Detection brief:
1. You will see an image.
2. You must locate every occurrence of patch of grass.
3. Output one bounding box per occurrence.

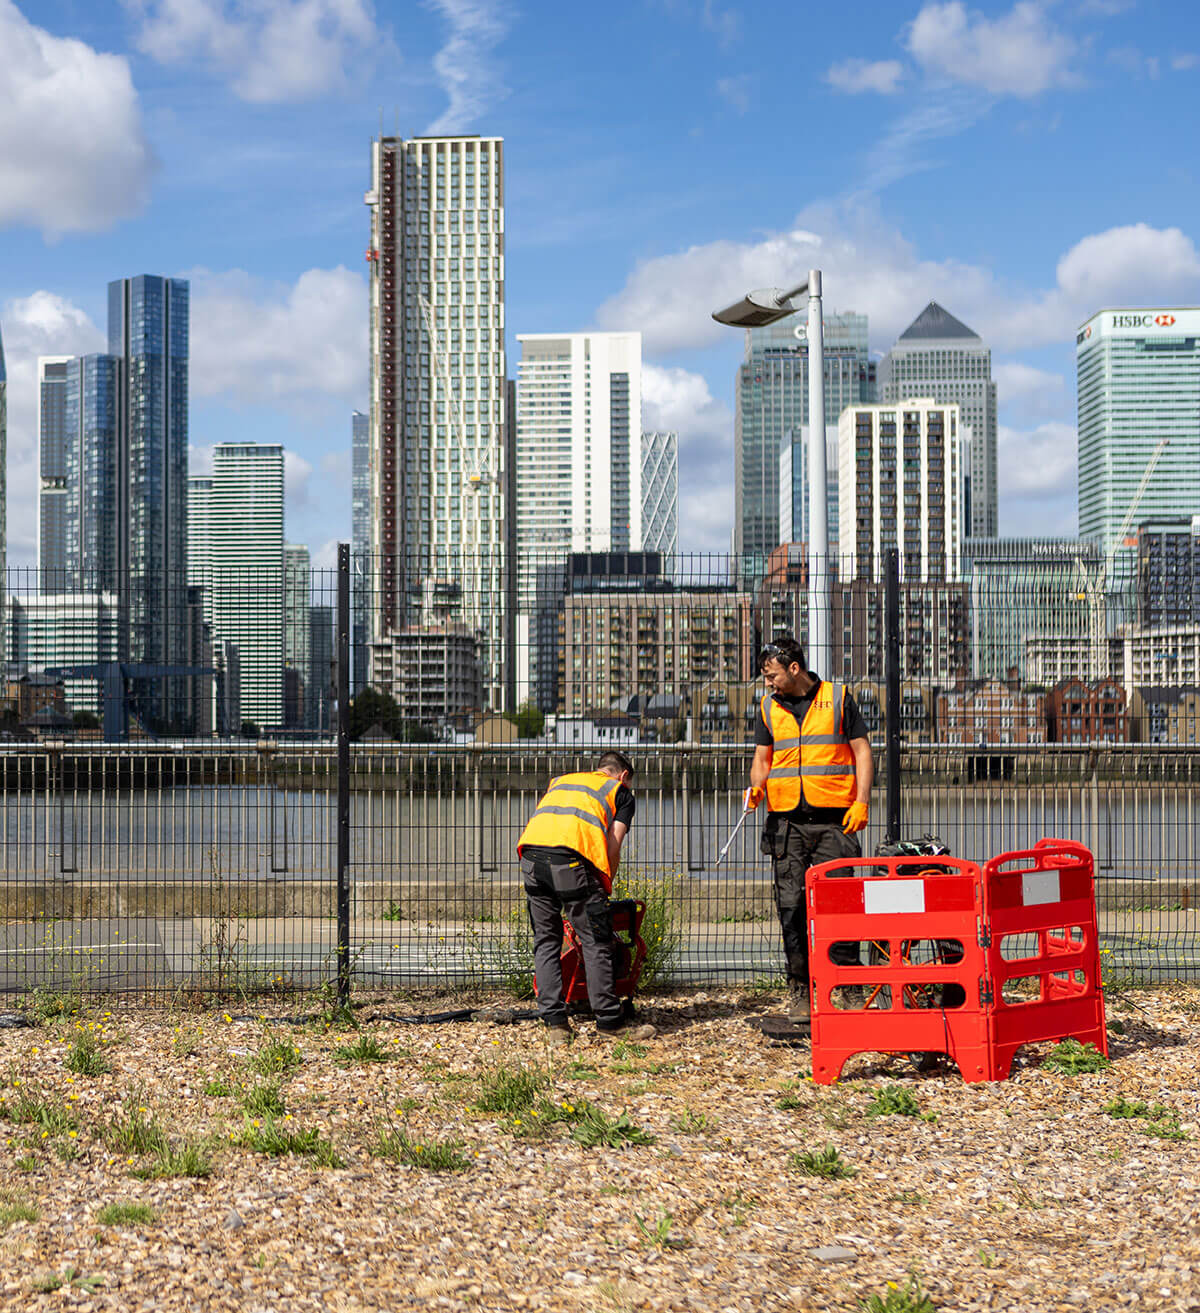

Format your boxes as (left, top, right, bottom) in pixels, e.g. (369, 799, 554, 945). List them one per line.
(131, 1138, 213, 1180)
(1103, 1096, 1188, 1141)
(776, 1081, 806, 1111)
(473, 1062, 549, 1114)
(789, 1144, 857, 1179)
(241, 1082, 286, 1118)
(563, 1061, 598, 1080)
(203, 1076, 234, 1098)
(668, 1107, 712, 1134)
(234, 1116, 341, 1166)
(867, 1086, 935, 1121)
(65, 1030, 111, 1077)
(1040, 1038, 1110, 1075)
(246, 1035, 301, 1077)
(15, 1156, 37, 1172)
(27, 987, 83, 1023)
(32, 1267, 103, 1295)
(104, 1098, 167, 1156)
(634, 1206, 686, 1249)
(373, 1120, 471, 1172)
(381, 899, 404, 922)
(857, 1274, 936, 1313)
(0, 1199, 39, 1229)
(1, 1087, 79, 1138)
(569, 1104, 655, 1149)
(95, 1201, 157, 1227)
(332, 1033, 391, 1066)
(609, 871, 682, 989)
(610, 1041, 647, 1061)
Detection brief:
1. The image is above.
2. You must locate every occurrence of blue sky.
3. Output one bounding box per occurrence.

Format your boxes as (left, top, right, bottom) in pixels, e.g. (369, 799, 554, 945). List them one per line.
(2, 0, 1200, 570)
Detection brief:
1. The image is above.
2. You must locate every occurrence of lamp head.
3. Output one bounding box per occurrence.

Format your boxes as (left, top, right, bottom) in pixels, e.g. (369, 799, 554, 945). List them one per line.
(711, 284, 807, 328)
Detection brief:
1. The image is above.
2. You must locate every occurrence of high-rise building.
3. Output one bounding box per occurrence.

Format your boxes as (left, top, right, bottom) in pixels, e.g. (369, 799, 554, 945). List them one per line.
(778, 425, 839, 561)
(108, 276, 190, 721)
(641, 431, 677, 559)
(8, 592, 119, 714)
(0, 324, 6, 641)
(880, 302, 997, 538)
(838, 399, 963, 583)
(515, 331, 643, 576)
(1077, 308, 1200, 564)
(62, 355, 121, 592)
(308, 605, 334, 733)
(1136, 516, 1200, 628)
(37, 357, 73, 592)
(196, 444, 285, 729)
(284, 544, 311, 728)
(734, 311, 874, 577)
(186, 475, 213, 625)
(366, 133, 509, 710)
(351, 409, 371, 694)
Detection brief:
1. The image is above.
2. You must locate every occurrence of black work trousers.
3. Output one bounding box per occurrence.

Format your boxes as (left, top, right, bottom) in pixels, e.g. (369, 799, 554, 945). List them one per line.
(520, 851, 619, 1025)
(763, 818, 861, 988)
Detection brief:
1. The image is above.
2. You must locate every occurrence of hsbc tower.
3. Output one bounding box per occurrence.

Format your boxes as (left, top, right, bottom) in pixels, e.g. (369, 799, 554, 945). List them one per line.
(1076, 307, 1200, 562)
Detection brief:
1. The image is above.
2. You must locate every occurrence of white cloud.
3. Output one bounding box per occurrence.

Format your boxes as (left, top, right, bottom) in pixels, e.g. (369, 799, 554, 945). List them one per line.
(188, 265, 367, 406)
(425, 0, 510, 134)
(642, 364, 735, 553)
(826, 58, 905, 95)
(700, 0, 740, 48)
(126, 0, 380, 102)
(999, 420, 1077, 497)
(284, 449, 314, 508)
(715, 75, 751, 113)
(1108, 46, 1160, 79)
(993, 361, 1066, 419)
(598, 205, 1200, 358)
(1172, 53, 1199, 71)
(0, 1, 153, 236)
(906, 1, 1080, 97)
(187, 441, 215, 475)
(1, 292, 105, 568)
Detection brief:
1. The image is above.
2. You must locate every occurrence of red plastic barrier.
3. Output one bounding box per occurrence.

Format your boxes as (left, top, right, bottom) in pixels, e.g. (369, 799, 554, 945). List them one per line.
(558, 898, 647, 1004)
(981, 838, 1107, 1080)
(807, 856, 992, 1084)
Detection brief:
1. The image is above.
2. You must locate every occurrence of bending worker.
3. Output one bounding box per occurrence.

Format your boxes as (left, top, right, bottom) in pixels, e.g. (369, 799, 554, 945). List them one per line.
(744, 636, 874, 1024)
(517, 750, 650, 1044)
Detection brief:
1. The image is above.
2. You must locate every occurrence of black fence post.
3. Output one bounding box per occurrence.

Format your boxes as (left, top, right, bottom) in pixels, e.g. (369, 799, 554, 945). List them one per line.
(336, 543, 352, 1010)
(885, 547, 901, 842)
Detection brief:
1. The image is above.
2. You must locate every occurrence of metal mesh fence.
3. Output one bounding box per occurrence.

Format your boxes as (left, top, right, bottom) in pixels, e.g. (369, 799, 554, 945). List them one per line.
(0, 547, 1197, 999)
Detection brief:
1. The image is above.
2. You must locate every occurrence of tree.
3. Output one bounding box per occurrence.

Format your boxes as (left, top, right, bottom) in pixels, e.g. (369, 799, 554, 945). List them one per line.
(348, 687, 405, 741)
(503, 701, 545, 739)
(72, 710, 100, 729)
(240, 720, 260, 739)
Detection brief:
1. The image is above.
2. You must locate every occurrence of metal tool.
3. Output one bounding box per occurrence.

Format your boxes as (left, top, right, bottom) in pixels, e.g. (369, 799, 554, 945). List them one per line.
(715, 807, 752, 866)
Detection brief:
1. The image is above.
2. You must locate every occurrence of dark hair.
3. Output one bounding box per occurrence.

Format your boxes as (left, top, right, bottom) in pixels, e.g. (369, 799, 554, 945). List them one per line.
(598, 750, 635, 779)
(758, 636, 806, 672)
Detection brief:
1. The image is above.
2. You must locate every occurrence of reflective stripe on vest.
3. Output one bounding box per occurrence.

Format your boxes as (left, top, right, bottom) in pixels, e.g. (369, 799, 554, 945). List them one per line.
(517, 770, 621, 882)
(763, 684, 857, 812)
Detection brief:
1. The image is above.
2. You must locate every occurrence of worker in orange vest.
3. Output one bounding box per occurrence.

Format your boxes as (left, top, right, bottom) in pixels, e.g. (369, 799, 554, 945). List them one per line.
(744, 636, 874, 1025)
(517, 750, 652, 1045)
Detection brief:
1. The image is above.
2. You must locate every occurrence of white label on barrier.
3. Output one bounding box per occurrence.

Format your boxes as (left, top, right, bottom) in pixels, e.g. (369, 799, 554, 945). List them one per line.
(1022, 870, 1061, 906)
(864, 880, 926, 915)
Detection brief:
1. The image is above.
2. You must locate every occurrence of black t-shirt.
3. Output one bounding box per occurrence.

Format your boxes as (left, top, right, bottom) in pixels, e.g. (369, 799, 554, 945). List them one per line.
(522, 785, 635, 868)
(754, 677, 867, 823)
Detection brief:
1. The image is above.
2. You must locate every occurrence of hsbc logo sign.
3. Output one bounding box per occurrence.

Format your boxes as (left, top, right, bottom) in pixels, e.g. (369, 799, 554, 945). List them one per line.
(1111, 312, 1178, 328)
(1156, 313, 1176, 326)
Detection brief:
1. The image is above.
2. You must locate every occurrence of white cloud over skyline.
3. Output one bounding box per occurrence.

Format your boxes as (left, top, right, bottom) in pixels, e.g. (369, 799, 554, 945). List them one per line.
(826, 58, 904, 94)
(424, 0, 510, 134)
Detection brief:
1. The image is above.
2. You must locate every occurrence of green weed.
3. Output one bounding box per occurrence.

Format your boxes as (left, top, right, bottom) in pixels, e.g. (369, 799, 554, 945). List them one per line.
(246, 1036, 302, 1077)
(234, 1116, 341, 1166)
(373, 1120, 471, 1172)
(867, 1086, 935, 1121)
(332, 1033, 391, 1066)
(105, 1098, 166, 1156)
(1103, 1096, 1187, 1141)
(473, 1062, 549, 1114)
(789, 1144, 857, 1179)
(131, 1139, 213, 1180)
(634, 1206, 686, 1249)
(381, 900, 404, 922)
(203, 1076, 234, 1098)
(32, 1267, 103, 1295)
(241, 1082, 286, 1118)
(65, 1031, 111, 1077)
(0, 1199, 39, 1230)
(1040, 1039, 1110, 1075)
(857, 1274, 936, 1312)
(668, 1108, 712, 1134)
(95, 1201, 157, 1227)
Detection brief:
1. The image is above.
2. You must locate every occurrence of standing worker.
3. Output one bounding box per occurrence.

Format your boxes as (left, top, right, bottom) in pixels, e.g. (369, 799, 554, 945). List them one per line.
(517, 751, 653, 1044)
(744, 637, 874, 1025)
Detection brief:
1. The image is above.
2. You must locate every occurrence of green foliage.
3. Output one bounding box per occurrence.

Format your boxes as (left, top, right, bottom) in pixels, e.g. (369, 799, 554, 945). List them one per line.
(668, 1107, 712, 1134)
(0, 1198, 39, 1230)
(241, 1082, 286, 1118)
(27, 986, 83, 1021)
(32, 1267, 104, 1295)
(373, 1121, 471, 1172)
(479, 908, 535, 999)
(381, 900, 404, 922)
(857, 1274, 936, 1313)
(203, 1076, 234, 1098)
(105, 1098, 166, 1156)
(96, 1201, 157, 1227)
(788, 1144, 857, 1179)
(247, 1035, 302, 1077)
(473, 1062, 549, 1114)
(1103, 1096, 1188, 1141)
(634, 1206, 686, 1249)
(131, 1139, 214, 1180)
(1040, 1038, 1110, 1075)
(65, 1031, 110, 1077)
(1, 1087, 79, 1138)
(568, 1104, 655, 1149)
(348, 688, 438, 742)
(234, 1116, 341, 1167)
(610, 871, 681, 990)
(867, 1086, 934, 1120)
(502, 701, 546, 739)
(333, 1034, 391, 1066)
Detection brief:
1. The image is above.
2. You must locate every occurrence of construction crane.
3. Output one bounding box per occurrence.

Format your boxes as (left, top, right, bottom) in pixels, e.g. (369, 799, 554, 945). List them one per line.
(418, 295, 493, 492)
(1074, 436, 1169, 680)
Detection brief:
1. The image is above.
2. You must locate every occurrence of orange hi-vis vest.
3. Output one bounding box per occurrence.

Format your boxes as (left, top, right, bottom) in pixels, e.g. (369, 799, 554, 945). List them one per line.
(517, 770, 622, 889)
(761, 683, 856, 812)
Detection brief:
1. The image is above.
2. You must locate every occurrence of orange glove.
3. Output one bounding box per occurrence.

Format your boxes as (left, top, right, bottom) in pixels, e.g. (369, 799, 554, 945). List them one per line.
(841, 801, 869, 834)
(743, 785, 765, 812)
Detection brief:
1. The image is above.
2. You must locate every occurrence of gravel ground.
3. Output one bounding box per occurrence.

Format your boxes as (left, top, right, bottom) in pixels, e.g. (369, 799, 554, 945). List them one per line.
(0, 985, 1197, 1313)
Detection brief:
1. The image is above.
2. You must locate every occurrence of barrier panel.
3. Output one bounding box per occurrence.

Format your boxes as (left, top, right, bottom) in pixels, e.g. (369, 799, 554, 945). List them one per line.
(807, 839, 1107, 1083)
(982, 838, 1108, 1080)
(807, 857, 992, 1084)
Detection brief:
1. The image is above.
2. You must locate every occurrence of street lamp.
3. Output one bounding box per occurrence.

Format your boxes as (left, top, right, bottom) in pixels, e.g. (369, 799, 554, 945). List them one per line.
(713, 269, 831, 678)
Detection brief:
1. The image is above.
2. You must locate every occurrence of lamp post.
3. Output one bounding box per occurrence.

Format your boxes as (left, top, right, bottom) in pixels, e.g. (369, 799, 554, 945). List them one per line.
(713, 271, 830, 677)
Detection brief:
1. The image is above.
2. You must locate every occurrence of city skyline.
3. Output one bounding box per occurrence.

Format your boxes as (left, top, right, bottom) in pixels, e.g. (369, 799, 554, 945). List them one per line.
(1, 2, 1199, 571)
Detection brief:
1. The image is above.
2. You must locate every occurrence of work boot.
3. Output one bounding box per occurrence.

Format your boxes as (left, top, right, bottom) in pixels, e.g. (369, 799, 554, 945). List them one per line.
(543, 1020, 572, 1047)
(596, 999, 657, 1040)
(787, 984, 811, 1025)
